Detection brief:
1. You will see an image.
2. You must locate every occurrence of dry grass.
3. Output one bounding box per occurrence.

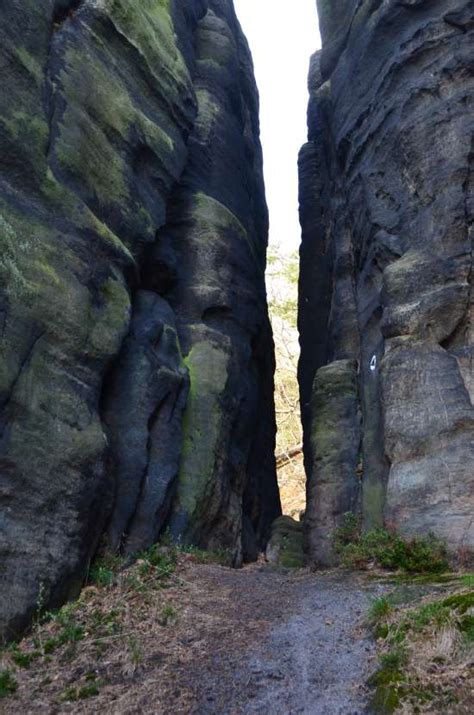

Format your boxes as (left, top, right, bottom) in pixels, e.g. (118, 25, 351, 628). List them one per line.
(369, 577, 474, 713)
(0, 552, 227, 712)
(0, 552, 303, 713)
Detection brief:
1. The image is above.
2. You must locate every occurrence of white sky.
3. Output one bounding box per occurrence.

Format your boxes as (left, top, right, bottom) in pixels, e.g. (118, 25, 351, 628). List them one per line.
(234, 0, 321, 253)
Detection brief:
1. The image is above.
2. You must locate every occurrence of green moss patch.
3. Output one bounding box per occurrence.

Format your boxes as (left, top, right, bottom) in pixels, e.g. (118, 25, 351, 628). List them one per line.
(173, 341, 229, 523)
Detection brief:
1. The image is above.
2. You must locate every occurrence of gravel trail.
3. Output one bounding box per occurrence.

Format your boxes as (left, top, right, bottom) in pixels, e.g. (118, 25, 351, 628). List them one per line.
(4, 564, 387, 715)
(186, 568, 386, 715)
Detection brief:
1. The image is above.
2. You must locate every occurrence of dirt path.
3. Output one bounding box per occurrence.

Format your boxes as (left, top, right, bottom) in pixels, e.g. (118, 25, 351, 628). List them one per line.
(182, 568, 385, 715)
(4, 564, 387, 714)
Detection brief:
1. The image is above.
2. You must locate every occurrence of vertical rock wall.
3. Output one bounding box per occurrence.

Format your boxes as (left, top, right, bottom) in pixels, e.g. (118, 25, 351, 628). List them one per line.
(299, 0, 474, 566)
(0, 0, 279, 640)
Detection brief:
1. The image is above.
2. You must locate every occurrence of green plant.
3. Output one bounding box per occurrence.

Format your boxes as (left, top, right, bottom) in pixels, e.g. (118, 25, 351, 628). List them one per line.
(371, 585, 474, 713)
(333, 512, 361, 550)
(61, 680, 101, 702)
(78, 683, 100, 699)
(127, 637, 143, 666)
(179, 544, 233, 567)
(88, 553, 124, 587)
(33, 603, 85, 654)
(442, 591, 474, 612)
(368, 596, 392, 627)
(54, 604, 85, 645)
(88, 565, 115, 587)
(459, 613, 474, 642)
(89, 608, 120, 637)
(43, 638, 58, 654)
(334, 514, 448, 574)
(160, 603, 177, 626)
(138, 544, 176, 579)
(367, 662, 404, 713)
(0, 669, 18, 698)
(377, 589, 474, 649)
(10, 649, 39, 669)
(367, 648, 408, 713)
(87, 552, 125, 588)
(379, 648, 408, 671)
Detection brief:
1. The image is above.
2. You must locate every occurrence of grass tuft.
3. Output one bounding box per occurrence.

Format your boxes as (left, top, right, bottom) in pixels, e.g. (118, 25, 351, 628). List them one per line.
(368, 581, 474, 713)
(368, 596, 392, 628)
(334, 513, 448, 574)
(88, 553, 125, 587)
(0, 669, 18, 698)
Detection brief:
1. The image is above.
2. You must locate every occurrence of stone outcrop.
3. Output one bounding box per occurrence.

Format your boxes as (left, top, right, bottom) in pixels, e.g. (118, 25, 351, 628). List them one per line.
(0, 0, 279, 640)
(299, 0, 474, 566)
(266, 516, 304, 569)
(304, 360, 361, 567)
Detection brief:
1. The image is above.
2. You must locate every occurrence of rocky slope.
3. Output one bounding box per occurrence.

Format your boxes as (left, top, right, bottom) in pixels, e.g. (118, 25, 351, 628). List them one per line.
(0, 0, 280, 640)
(299, 0, 474, 566)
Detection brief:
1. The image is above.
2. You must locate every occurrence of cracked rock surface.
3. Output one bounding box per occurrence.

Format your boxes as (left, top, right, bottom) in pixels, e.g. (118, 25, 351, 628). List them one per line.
(0, 0, 279, 640)
(299, 0, 474, 565)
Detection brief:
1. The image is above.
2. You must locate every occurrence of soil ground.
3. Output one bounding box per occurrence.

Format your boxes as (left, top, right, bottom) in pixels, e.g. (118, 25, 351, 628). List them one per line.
(3, 562, 388, 714)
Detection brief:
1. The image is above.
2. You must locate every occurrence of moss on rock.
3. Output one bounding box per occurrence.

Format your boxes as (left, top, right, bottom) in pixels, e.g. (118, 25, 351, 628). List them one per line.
(171, 341, 229, 531)
(266, 516, 305, 569)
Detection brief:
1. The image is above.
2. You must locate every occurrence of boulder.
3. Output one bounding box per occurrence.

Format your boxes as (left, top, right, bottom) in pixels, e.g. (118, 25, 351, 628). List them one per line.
(266, 516, 304, 569)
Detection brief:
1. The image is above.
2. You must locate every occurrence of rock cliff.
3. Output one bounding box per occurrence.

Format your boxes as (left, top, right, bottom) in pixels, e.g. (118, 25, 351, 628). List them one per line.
(0, 0, 280, 640)
(299, 0, 474, 566)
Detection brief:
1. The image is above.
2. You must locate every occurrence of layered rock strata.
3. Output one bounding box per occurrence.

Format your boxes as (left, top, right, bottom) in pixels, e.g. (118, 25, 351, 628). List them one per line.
(0, 0, 279, 640)
(299, 0, 474, 566)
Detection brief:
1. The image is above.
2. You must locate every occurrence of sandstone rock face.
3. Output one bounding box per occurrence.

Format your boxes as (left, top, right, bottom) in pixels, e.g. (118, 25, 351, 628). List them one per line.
(300, 0, 474, 566)
(0, 0, 279, 639)
(305, 360, 361, 568)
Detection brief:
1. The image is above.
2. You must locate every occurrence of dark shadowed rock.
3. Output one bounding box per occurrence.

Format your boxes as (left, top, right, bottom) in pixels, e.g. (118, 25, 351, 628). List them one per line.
(102, 290, 189, 555)
(0, 0, 279, 640)
(151, 1, 281, 558)
(299, 0, 474, 565)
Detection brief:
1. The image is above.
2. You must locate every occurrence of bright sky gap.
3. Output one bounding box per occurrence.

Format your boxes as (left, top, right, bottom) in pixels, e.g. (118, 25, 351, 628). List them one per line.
(234, 0, 321, 253)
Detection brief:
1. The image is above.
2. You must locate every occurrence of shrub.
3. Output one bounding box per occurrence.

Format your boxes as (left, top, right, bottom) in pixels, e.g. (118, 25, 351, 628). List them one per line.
(334, 513, 448, 574)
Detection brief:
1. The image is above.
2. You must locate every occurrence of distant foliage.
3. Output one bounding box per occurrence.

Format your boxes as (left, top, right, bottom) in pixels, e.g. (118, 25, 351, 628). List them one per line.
(266, 246, 305, 517)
